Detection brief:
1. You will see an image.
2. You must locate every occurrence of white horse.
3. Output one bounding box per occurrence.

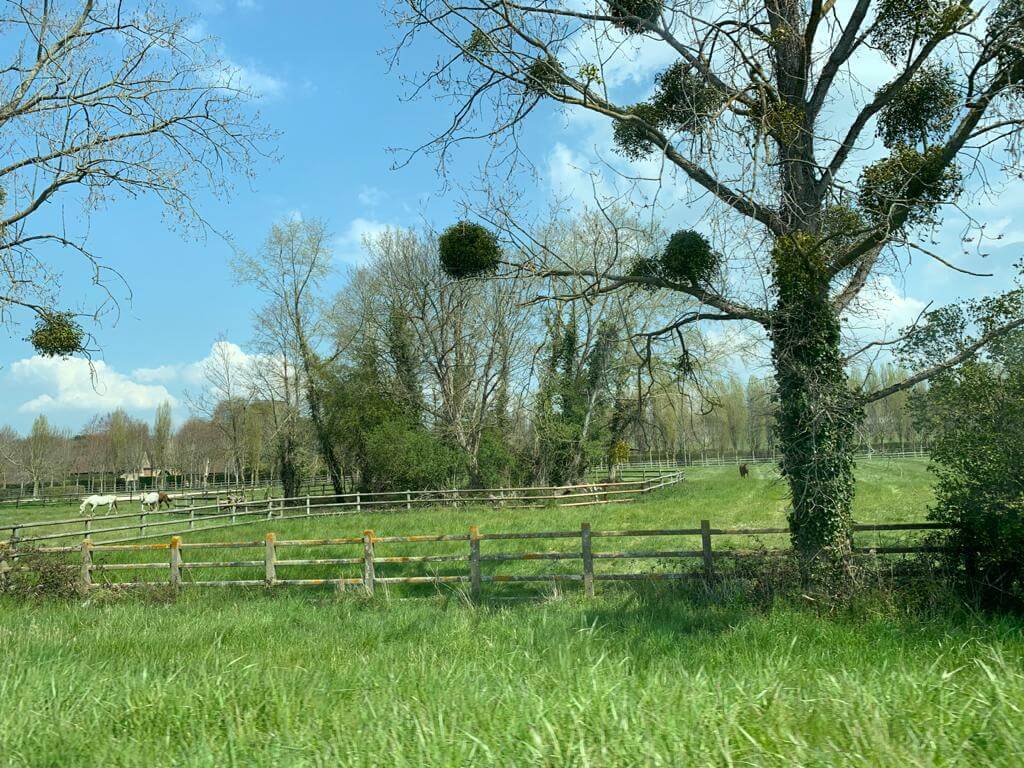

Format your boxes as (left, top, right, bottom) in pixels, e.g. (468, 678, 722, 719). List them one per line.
(80, 494, 118, 516)
(140, 492, 160, 512)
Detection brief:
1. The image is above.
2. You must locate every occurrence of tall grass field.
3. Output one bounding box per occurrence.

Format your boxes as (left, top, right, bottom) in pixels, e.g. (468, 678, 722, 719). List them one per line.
(4, 458, 1024, 767)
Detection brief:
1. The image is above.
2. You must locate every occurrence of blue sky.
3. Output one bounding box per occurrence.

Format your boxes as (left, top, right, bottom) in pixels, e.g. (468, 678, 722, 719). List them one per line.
(2, 0, 1021, 434)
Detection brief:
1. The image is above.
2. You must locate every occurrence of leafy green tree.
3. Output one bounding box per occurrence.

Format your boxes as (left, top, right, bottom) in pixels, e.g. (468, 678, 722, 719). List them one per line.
(395, 0, 1024, 583)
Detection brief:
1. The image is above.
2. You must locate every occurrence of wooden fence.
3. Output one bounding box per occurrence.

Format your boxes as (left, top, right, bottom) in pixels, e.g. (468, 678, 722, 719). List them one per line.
(0, 475, 339, 508)
(0, 471, 685, 550)
(0, 519, 951, 601)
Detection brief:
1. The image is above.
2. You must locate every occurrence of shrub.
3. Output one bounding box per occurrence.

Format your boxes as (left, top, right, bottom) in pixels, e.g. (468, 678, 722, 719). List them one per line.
(921, 360, 1024, 608)
(27, 311, 85, 357)
(877, 64, 959, 148)
(438, 221, 501, 279)
(660, 230, 717, 285)
(363, 419, 464, 492)
(3, 547, 82, 600)
(606, 0, 661, 34)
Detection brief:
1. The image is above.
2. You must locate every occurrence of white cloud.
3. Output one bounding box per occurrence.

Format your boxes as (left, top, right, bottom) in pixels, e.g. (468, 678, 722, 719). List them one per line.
(334, 218, 393, 265)
(843, 276, 929, 353)
(131, 341, 256, 388)
(221, 58, 286, 98)
(358, 186, 387, 207)
(10, 357, 178, 414)
(187, 19, 286, 99)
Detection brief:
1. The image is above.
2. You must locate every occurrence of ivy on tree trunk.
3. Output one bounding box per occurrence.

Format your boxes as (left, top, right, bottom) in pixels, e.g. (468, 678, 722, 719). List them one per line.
(771, 234, 861, 581)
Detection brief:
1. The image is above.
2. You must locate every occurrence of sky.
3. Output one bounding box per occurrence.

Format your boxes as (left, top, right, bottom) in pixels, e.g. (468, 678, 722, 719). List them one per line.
(1, 0, 1021, 434)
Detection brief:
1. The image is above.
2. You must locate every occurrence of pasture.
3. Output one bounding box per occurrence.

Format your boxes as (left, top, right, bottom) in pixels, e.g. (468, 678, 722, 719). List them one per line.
(6, 458, 1023, 767)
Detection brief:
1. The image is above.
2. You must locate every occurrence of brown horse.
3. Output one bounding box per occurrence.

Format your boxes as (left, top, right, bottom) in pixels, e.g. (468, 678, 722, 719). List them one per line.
(157, 491, 173, 509)
(739, 463, 749, 478)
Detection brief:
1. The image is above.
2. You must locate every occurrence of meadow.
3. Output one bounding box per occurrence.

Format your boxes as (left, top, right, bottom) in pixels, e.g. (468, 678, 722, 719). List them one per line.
(5, 458, 1024, 767)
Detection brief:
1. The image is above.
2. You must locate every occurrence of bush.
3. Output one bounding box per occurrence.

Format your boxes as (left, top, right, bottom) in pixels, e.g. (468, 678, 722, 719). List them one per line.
(606, 0, 661, 34)
(923, 360, 1024, 608)
(3, 547, 82, 600)
(660, 230, 717, 285)
(363, 419, 464, 492)
(27, 311, 85, 357)
(438, 221, 501, 279)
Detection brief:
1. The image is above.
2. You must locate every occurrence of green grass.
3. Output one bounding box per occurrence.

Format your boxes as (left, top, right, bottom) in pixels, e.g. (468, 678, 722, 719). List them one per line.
(3, 591, 1024, 766)
(7, 457, 1019, 767)
(0, 457, 935, 544)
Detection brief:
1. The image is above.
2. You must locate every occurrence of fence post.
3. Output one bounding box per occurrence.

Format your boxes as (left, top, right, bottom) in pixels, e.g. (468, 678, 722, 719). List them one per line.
(362, 530, 375, 596)
(356, 492, 361, 514)
(306, 496, 311, 516)
(189, 509, 195, 531)
(138, 512, 145, 538)
(84, 517, 91, 540)
(264, 533, 276, 587)
(700, 520, 714, 580)
(581, 522, 595, 598)
(80, 538, 93, 591)
(406, 490, 411, 511)
(0, 542, 10, 592)
(469, 526, 481, 603)
(8, 526, 19, 554)
(170, 536, 182, 590)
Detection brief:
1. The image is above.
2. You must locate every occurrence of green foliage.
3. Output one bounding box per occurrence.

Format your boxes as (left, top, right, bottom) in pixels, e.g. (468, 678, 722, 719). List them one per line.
(609, 438, 631, 465)
(625, 255, 662, 286)
(770, 234, 861, 578)
(27, 311, 84, 357)
(534, 315, 619, 485)
(747, 96, 805, 144)
(870, 0, 970, 64)
(464, 28, 494, 58)
(524, 55, 564, 96)
(438, 221, 501, 279)
(363, 420, 463, 492)
(612, 102, 664, 159)
(605, 0, 661, 34)
(475, 426, 530, 488)
(989, 0, 1024, 87)
(385, 308, 425, 422)
(877, 64, 959, 148)
(651, 61, 721, 133)
(899, 272, 1024, 607)
(919, 357, 1024, 608)
(819, 204, 869, 252)
(660, 230, 717, 285)
(858, 145, 963, 232)
(612, 64, 719, 159)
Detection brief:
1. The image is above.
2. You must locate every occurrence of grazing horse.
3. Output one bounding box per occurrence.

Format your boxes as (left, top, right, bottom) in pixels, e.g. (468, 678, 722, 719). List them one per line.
(141, 491, 175, 512)
(80, 494, 118, 515)
(739, 463, 750, 479)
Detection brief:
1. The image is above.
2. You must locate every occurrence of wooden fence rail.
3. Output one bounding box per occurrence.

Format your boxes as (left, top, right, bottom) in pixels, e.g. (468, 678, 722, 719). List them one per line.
(0, 471, 685, 550)
(0, 518, 952, 601)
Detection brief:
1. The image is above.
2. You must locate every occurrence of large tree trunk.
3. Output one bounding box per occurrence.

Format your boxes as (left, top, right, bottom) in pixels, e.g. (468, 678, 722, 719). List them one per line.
(295, 330, 345, 496)
(770, 234, 861, 583)
(278, 433, 301, 500)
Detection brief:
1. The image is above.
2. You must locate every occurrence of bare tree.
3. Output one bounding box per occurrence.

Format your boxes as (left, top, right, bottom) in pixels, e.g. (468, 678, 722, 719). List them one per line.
(232, 219, 345, 495)
(186, 339, 255, 484)
(342, 227, 537, 485)
(0, 0, 271, 349)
